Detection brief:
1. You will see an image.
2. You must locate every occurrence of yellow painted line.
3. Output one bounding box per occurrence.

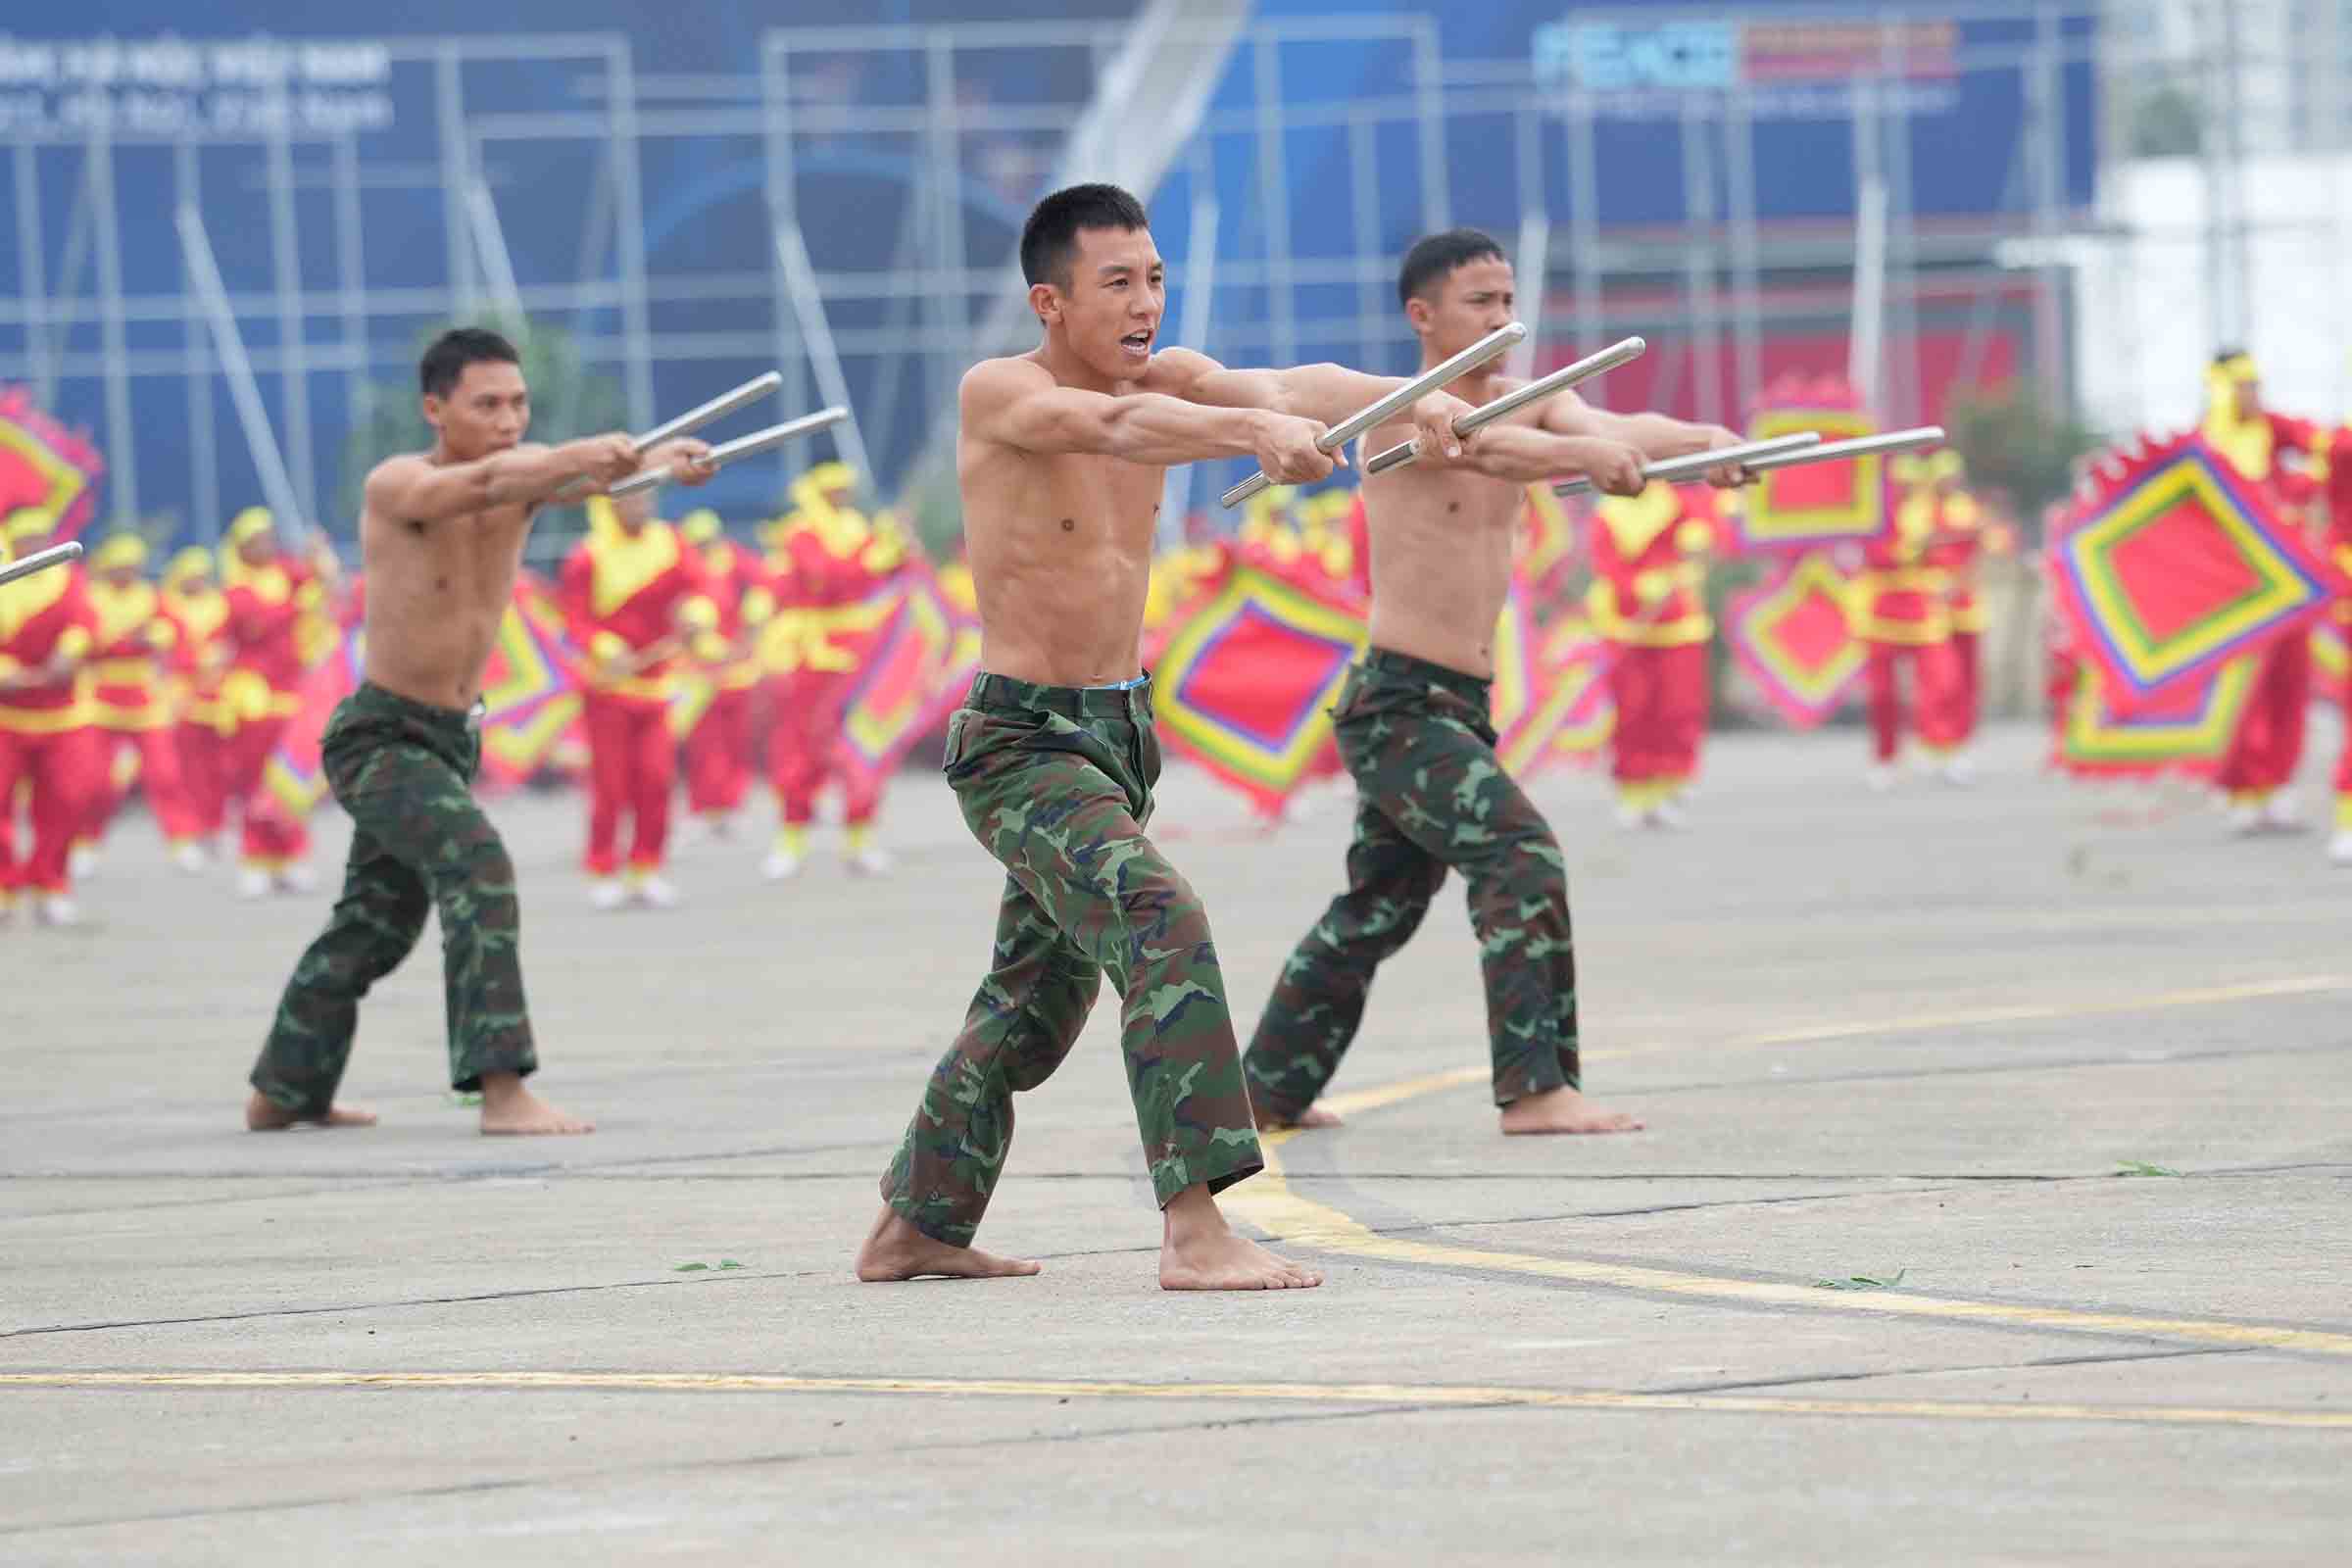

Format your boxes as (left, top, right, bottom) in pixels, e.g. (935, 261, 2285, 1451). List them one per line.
(1318, 977, 2352, 1116)
(1, 1371, 2345, 1432)
(1240, 975, 2352, 1357)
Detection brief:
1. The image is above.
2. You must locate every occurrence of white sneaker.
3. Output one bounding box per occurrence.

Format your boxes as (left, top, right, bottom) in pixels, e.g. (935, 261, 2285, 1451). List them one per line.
(2329, 828, 2352, 865)
(1940, 756, 1977, 786)
(36, 895, 79, 928)
(2225, 801, 2265, 837)
(275, 862, 318, 895)
(1649, 797, 1688, 830)
(846, 845, 895, 878)
(634, 874, 682, 909)
(1614, 801, 1646, 831)
(69, 845, 98, 879)
(1865, 764, 1895, 794)
(588, 877, 628, 911)
(172, 843, 209, 874)
(236, 867, 273, 901)
(761, 847, 805, 882)
(2259, 795, 2306, 833)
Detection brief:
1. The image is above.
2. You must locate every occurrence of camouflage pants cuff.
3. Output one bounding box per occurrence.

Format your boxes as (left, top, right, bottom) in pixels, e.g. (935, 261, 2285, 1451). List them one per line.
(883, 1183, 980, 1250)
(452, 1040, 537, 1095)
(1492, 1050, 1576, 1107)
(248, 1066, 333, 1120)
(1148, 1131, 1265, 1208)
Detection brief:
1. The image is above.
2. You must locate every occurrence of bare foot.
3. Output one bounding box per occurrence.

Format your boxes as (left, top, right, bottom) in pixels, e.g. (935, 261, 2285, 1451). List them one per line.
(476, 1072, 595, 1136)
(854, 1205, 1042, 1282)
(1498, 1086, 1644, 1136)
(1253, 1101, 1345, 1132)
(1159, 1184, 1322, 1291)
(244, 1090, 377, 1130)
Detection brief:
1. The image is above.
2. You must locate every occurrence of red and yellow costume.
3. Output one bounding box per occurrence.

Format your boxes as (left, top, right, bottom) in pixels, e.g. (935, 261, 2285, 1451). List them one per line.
(559, 499, 714, 882)
(1853, 464, 1962, 767)
(76, 535, 205, 854)
(2323, 426, 2352, 841)
(159, 546, 234, 845)
(1587, 481, 1713, 813)
(678, 509, 770, 826)
(0, 511, 102, 906)
(1917, 452, 1990, 755)
(218, 509, 337, 875)
(761, 465, 905, 853)
(2201, 355, 2323, 812)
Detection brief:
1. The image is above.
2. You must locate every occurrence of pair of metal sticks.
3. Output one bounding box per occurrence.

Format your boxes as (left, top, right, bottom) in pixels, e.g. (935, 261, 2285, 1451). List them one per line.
(1551, 426, 1949, 498)
(551, 370, 848, 502)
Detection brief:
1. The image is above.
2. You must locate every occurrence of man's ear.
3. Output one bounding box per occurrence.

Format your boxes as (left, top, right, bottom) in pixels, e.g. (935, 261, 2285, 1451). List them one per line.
(1029, 282, 1062, 328)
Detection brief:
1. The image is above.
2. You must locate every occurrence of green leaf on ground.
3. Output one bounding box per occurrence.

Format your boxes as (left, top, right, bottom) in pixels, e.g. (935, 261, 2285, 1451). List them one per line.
(718, 1260, 746, 1270)
(673, 1262, 710, 1272)
(2116, 1160, 2183, 1178)
(1813, 1269, 1908, 1292)
(444, 1093, 482, 1108)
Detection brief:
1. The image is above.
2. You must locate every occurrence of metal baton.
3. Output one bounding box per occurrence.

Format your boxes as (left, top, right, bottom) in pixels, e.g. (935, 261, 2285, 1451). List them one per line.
(0, 540, 82, 588)
(606, 406, 851, 499)
(1219, 320, 1529, 510)
(553, 371, 785, 503)
(1549, 432, 1825, 498)
(1728, 425, 1947, 476)
(1361, 335, 1647, 478)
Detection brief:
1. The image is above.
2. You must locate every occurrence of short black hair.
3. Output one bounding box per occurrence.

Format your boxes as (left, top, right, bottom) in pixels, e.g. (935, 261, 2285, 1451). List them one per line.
(1398, 229, 1508, 307)
(419, 327, 521, 400)
(1020, 183, 1151, 290)
(2212, 346, 2249, 366)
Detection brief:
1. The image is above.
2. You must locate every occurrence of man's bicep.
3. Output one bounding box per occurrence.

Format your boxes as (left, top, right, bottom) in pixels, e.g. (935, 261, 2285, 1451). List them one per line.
(1536, 392, 1603, 437)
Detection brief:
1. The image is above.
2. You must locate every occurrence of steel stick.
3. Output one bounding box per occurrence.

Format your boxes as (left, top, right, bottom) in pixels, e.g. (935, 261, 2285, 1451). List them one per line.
(1361, 335, 1647, 477)
(0, 540, 83, 588)
(1219, 320, 1529, 509)
(607, 407, 850, 499)
(1549, 432, 1825, 498)
(552, 371, 785, 503)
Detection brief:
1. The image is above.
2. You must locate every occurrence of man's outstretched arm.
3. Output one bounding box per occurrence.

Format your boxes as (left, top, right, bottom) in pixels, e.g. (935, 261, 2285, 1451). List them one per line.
(960, 356, 1336, 480)
(1143, 348, 1478, 464)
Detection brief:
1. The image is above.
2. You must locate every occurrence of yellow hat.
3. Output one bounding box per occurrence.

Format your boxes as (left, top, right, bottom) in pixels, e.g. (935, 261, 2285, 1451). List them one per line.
(91, 533, 149, 570)
(681, 509, 721, 545)
(1928, 449, 1966, 482)
(804, 461, 854, 492)
(227, 507, 274, 546)
(165, 546, 215, 585)
(3, 508, 53, 543)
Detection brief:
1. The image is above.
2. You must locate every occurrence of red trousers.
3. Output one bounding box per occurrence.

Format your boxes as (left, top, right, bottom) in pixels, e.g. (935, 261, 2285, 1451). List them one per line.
(0, 727, 103, 895)
(583, 692, 675, 875)
(176, 719, 230, 839)
(1866, 640, 1966, 762)
(2216, 632, 2311, 798)
(2335, 633, 2352, 804)
(1941, 629, 1982, 747)
(1606, 642, 1709, 785)
(685, 684, 754, 816)
(222, 714, 311, 864)
(767, 668, 879, 826)
(84, 725, 204, 845)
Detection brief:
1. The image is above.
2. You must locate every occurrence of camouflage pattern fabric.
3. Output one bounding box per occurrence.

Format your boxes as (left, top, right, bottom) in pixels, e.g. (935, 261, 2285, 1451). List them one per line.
(1245, 648, 1578, 1122)
(250, 683, 536, 1114)
(882, 672, 1262, 1247)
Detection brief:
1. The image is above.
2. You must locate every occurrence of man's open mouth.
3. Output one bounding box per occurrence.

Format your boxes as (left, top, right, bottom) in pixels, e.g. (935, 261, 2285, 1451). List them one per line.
(1119, 330, 1153, 353)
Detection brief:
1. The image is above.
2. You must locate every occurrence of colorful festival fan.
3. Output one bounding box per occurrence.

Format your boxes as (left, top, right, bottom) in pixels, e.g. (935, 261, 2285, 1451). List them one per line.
(1491, 577, 1608, 776)
(1727, 374, 1887, 555)
(1152, 554, 1366, 816)
(2054, 655, 2259, 779)
(1726, 552, 1866, 728)
(262, 625, 365, 818)
(832, 557, 971, 800)
(0, 386, 105, 540)
(2047, 432, 2350, 712)
(477, 574, 587, 790)
(1541, 617, 1614, 766)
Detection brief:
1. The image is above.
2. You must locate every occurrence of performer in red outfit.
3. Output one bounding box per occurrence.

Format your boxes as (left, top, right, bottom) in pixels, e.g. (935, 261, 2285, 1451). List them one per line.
(678, 509, 769, 839)
(1587, 480, 1712, 828)
(159, 546, 233, 858)
(760, 463, 904, 880)
(2324, 424, 2352, 865)
(560, 491, 715, 909)
(0, 509, 102, 926)
(1910, 452, 1986, 782)
(1853, 462, 1958, 790)
(218, 509, 343, 896)
(2202, 351, 2324, 834)
(76, 533, 207, 870)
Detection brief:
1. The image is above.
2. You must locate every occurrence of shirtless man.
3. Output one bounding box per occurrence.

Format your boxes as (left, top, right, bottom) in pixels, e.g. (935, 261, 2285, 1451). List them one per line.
(854, 183, 1479, 1291)
(245, 327, 713, 1135)
(1242, 228, 1748, 1137)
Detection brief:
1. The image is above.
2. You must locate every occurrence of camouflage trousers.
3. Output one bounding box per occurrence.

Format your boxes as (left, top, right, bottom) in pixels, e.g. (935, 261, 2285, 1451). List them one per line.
(882, 672, 1263, 1247)
(1245, 648, 1578, 1122)
(250, 683, 536, 1115)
